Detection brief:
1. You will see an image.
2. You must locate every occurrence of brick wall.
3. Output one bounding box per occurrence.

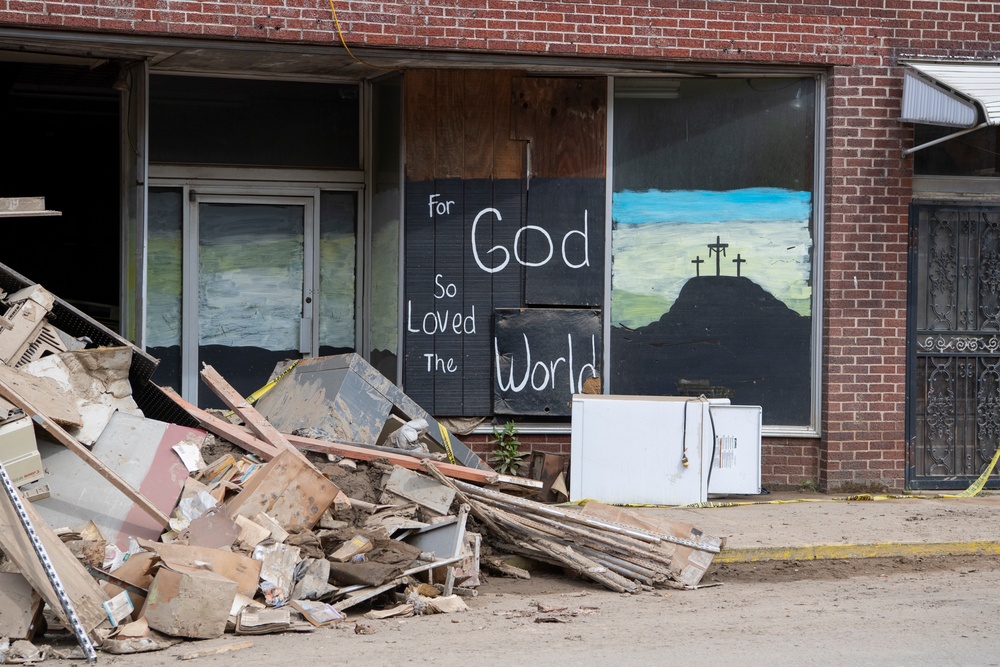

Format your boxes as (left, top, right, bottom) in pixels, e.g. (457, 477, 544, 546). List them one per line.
(3, 1, 994, 490)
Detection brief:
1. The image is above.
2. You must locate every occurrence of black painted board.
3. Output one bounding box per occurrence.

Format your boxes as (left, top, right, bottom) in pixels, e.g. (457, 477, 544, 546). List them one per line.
(493, 308, 602, 416)
(402, 179, 437, 408)
(524, 177, 605, 307)
(489, 177, 526, 311)
(429, 178, 466, 414)
(462, 178, 497, 415)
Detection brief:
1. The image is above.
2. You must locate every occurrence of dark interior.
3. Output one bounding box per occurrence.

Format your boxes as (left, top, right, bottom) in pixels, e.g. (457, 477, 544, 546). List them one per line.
(0, 60, 121, 330)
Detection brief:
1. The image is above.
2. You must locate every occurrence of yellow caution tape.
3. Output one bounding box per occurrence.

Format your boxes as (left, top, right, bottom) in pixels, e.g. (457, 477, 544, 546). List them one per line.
(438, 422, 457, 465)
(949, 442, 1000, 498)
(223, 359, 301, 419)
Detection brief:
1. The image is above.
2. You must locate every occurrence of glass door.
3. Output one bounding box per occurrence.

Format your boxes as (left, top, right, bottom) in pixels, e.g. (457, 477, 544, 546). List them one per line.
(184, 195, 315, 407)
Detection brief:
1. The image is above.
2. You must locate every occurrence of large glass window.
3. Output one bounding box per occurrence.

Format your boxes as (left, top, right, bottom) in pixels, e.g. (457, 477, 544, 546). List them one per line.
(149, 75, 360, 169)
(610, 77, 818, 428)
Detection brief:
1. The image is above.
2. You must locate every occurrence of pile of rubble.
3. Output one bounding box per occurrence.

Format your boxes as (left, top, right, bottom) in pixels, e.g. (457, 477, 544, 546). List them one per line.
(0, 273, 723, 662)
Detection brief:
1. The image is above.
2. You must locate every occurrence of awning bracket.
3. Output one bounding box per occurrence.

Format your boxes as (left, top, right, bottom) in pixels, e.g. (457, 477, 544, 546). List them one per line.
(902, 122, 990, 158)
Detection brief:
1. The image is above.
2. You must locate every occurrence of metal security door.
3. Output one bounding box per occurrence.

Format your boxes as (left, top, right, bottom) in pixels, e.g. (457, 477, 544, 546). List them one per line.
(908, 203, 1000, 490)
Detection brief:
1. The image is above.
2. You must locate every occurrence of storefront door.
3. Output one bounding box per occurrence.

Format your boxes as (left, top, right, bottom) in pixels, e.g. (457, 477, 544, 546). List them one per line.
(185, 195, 315, 407)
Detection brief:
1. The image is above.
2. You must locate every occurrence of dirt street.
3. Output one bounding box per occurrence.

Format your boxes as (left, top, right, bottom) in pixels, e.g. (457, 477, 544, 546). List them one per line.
(67, 554, 1000, 667)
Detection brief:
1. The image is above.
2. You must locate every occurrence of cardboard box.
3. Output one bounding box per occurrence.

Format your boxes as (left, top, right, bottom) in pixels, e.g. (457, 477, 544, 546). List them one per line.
(0, 416, 42, 485)
(143, 558, 238, 639)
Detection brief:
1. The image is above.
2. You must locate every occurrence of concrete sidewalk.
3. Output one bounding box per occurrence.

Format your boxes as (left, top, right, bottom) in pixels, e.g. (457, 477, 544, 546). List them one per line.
(637, 491, 1000, 562)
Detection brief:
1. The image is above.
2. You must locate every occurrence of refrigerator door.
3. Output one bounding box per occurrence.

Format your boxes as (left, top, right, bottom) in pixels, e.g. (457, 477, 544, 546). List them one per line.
(706, 404, 762, 495)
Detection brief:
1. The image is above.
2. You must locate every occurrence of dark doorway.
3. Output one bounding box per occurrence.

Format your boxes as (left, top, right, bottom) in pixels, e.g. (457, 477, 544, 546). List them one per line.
(0, 60, 121, 330)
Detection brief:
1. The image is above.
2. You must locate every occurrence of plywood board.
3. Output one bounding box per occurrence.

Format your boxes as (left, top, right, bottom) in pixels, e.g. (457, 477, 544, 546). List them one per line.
(0, 477, 110, 632)
(33, 412, 196, 550)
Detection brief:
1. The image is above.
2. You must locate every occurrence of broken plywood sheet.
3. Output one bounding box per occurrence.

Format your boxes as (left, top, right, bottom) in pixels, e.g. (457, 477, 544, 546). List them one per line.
(33, 411, 198, 550)
(0, 477, 110, 633)
(225, 449, 340, 532)
(382, 465, 456, 515)
(578, 501, 723, 588)
(22, 346, 141, 445)
(135, 539, 261, 599)
(0, 364, 81, 428)
(0, 572, 42, 639)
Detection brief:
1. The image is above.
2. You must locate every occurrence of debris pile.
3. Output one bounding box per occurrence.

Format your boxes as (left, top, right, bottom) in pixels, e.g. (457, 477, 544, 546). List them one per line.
(0, 276, 724, 661)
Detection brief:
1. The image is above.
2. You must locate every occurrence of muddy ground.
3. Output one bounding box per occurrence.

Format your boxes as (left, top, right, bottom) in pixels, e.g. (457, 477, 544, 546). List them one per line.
(34, 553, 1000, 667)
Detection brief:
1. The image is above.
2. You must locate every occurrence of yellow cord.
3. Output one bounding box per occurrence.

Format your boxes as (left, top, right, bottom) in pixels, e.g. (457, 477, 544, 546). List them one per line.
(328, 0, 395, 71)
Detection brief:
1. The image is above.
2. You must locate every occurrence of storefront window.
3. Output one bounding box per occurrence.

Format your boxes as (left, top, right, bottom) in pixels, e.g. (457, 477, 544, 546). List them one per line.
(610, 77, 818, 428)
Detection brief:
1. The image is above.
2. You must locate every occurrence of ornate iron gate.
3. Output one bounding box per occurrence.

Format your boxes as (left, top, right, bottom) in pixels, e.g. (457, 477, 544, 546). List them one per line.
(908, 203, 1000, 490)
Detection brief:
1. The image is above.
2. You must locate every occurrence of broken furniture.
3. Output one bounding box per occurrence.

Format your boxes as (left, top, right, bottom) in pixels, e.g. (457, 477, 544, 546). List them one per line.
(253, 353, 491, 471)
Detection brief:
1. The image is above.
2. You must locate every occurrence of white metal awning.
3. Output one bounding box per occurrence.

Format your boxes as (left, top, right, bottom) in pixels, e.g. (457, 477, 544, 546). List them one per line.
(901, 60, 1000, 156)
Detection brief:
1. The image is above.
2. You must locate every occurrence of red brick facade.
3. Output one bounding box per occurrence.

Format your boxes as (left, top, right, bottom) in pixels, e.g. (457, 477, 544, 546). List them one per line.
(2, 0, 991, 490)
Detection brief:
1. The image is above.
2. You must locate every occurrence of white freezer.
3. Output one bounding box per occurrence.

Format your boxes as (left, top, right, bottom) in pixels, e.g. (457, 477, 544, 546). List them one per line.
(570, 395, 762, 505)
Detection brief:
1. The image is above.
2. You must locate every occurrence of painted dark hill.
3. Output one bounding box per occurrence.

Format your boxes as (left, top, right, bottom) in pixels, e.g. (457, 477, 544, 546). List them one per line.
(610, 276, 811, 425)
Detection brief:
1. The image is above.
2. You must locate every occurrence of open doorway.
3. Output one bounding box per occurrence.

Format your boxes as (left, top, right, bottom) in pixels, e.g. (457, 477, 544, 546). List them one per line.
(0, 59, 122, 330)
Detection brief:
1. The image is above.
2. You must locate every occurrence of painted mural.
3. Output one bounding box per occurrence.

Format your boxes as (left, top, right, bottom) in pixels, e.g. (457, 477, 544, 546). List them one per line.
(610, 187, 814, 425)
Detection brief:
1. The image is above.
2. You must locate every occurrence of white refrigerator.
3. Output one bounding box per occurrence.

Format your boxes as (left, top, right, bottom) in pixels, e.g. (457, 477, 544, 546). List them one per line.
(570, 395, 761, 506)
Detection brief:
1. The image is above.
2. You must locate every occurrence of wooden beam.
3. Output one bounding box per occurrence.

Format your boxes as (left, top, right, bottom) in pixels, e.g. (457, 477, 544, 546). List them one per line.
(160, 384, 500, 486)
(159, 387, 280, 462)
(199, 364, 311, 467)
(287, 432, 499, 485)
(0, 376, 170, 528)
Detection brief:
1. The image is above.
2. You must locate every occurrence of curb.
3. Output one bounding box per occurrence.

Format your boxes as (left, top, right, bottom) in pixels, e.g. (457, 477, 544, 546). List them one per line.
(714, 540, 1000, 563)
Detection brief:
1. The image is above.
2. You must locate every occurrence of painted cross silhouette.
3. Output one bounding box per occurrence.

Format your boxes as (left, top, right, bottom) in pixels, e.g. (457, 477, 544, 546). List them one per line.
(732, 253, 746, 277)
(708, 236, 728, 276)
(691, 256, 704, 277)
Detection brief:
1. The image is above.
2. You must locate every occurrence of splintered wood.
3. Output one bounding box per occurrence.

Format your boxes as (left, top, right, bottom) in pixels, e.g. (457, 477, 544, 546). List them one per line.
(421, 461, 722, 592)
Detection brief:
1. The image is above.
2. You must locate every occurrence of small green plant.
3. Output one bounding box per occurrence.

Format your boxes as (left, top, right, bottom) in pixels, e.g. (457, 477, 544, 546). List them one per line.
(488, 420, 527, 476)
(798, 479, 819, 493)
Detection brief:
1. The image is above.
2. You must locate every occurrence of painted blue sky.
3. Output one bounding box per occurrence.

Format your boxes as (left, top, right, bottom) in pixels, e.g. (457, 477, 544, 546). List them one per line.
(611, 188, 813, 329)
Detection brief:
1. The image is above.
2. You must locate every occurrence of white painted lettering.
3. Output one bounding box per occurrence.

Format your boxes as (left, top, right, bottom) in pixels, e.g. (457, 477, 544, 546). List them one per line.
(428, 194, 455, 217)
(471, 208, 509, 273)
(495, 334, 530, 392)
(434, 274, 457, 299)
(562, 211, 590, 269)
(472, 207, 592, 274)
(514, 225, 554, 267)
(495, 333, 598, 395)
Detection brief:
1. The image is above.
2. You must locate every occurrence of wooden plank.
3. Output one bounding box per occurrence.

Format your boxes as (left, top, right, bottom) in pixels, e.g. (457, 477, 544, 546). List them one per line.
(510, 77, 607, 179)
(0, 476, 110, 633)
(199, 364, 311, 467)
(159, 386, 280, 461)
(495, 70, 526, 180)
(404, 69, 437, 182)
(285, 431, 498, 485)
(0, 365, 81, 428)
(463, 70, 495, 179)
(435, 70, 465, 179)
(0, 375, 170, 528)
